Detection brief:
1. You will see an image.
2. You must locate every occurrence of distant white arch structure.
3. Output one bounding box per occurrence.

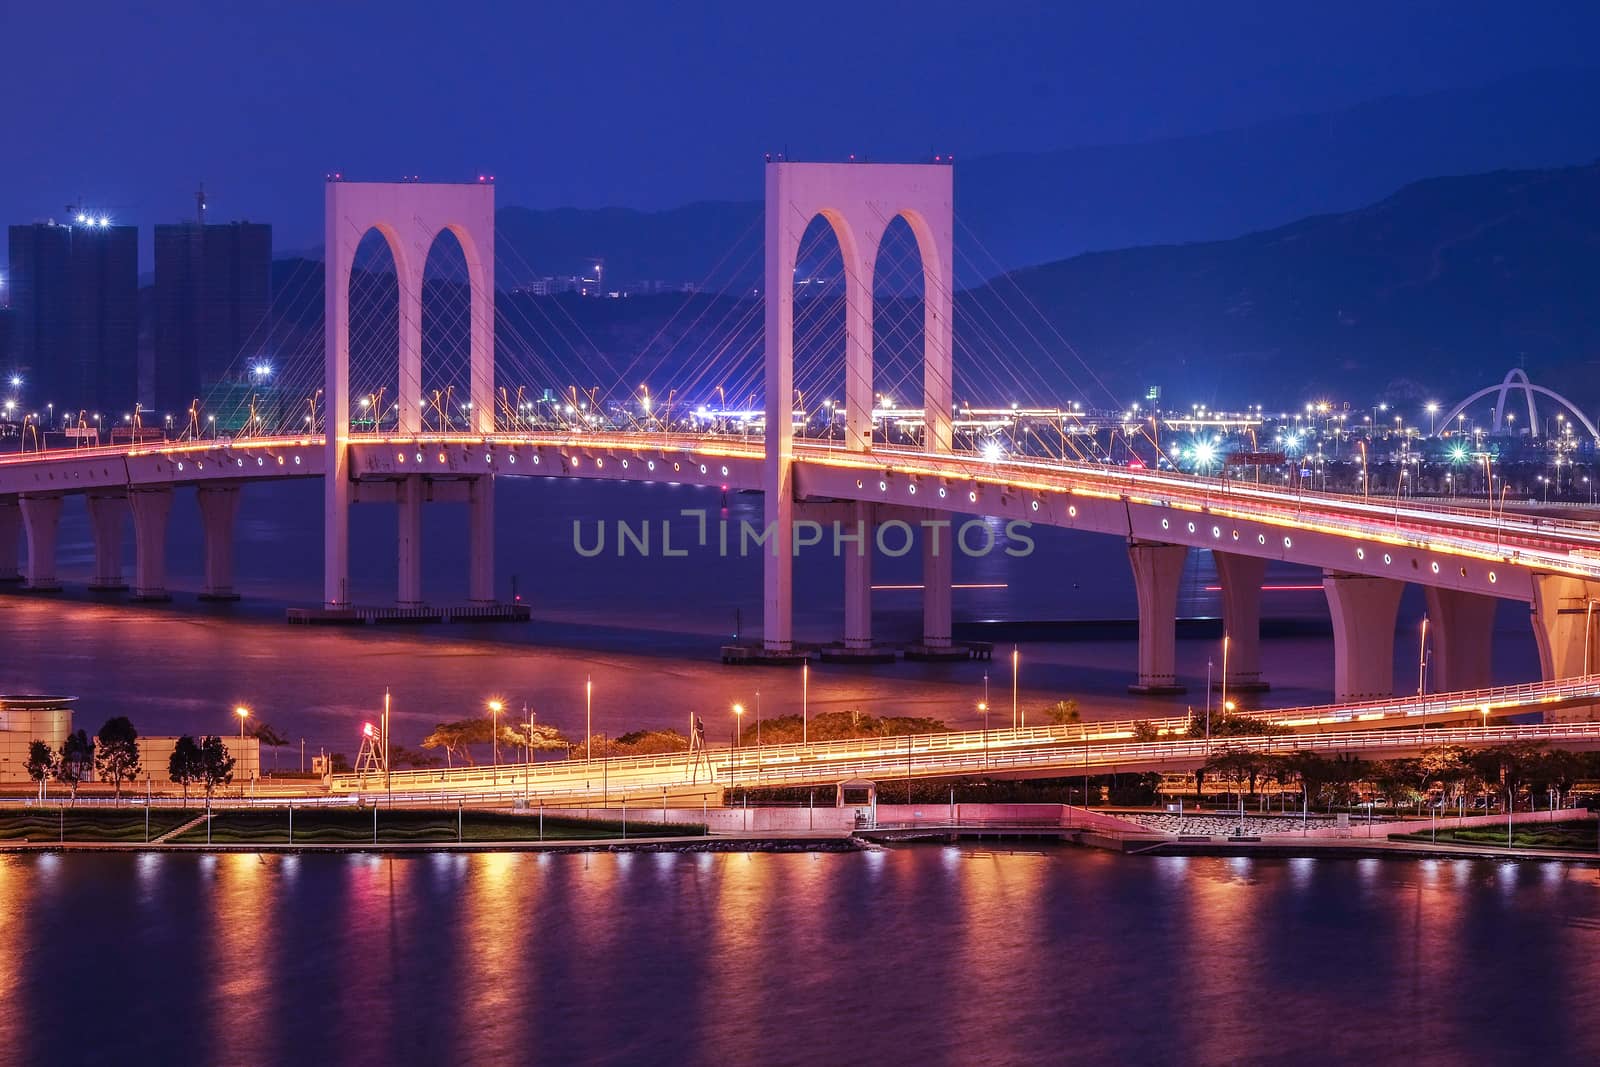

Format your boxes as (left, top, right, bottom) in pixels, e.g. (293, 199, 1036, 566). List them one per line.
(1438, 368, 1599, 441)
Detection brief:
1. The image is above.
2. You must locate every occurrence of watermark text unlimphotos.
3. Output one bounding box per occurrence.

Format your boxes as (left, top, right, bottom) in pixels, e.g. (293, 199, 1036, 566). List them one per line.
(572, 510, 1034, 558)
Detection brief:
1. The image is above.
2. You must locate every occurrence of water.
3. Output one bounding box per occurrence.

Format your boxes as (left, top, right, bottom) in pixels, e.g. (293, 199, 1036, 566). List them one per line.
(0, 477, 1543, 756)
(1, 846, 1596, 1065)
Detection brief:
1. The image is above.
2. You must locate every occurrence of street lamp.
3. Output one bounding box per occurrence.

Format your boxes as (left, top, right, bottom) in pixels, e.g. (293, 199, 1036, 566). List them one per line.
(732, 703, 745, 797)
(234, 705, 250, 797)
(488, 699, 504, 783)
(1011, 645, 1020, 729)
(978, 701, 989, 768)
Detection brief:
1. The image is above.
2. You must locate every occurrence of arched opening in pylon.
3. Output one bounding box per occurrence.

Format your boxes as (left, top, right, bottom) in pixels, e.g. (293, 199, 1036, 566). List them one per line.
(791, 214, 848, 442)
(346, 228, 400, 434)
(872, 214, 927, 449)
(421, 228, 472, 432)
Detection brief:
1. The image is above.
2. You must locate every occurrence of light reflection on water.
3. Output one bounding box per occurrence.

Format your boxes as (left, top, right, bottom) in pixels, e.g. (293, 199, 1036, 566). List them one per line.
(1, 848, 1597, 1065)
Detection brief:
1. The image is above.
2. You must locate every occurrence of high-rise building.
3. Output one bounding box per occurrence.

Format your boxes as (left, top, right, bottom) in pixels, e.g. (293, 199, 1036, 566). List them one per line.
(153, 220, 271, 414)
(7, 218, 138, 418)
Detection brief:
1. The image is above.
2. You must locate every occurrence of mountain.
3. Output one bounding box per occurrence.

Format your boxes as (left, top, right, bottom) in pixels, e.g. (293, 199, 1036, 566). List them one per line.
(976, 163, 1600, 406)
(487, 68, 1600, 288)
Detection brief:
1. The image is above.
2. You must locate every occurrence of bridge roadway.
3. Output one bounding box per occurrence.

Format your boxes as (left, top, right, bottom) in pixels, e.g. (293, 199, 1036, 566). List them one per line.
(324, 677, 1600, 803)
(8, 429, 1600, 698)
(7, 430, 1600, 588)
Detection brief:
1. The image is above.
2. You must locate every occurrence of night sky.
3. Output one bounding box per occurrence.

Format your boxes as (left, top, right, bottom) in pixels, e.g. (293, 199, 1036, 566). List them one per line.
(4, 0, 1598, 263)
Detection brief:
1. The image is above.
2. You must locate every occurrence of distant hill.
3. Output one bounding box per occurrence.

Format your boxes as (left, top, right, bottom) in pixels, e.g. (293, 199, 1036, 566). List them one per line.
(973, 163, 1600, 407)
(485, 68, 1600, 288)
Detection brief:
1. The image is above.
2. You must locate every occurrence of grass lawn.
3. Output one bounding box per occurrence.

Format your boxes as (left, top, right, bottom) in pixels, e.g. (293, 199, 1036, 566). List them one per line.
(171, 807, 707, 845)
(0, 809, 196, 843)
(1394, 818, 1600, 851)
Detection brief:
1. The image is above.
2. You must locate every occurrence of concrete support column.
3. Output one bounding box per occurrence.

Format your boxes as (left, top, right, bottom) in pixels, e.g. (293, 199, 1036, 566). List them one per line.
(843, 501, 873, 648)
(1423, 586, 1496, 692)
(19, 495, 63, 591)
(1127, 541, 1188, 694)
(1530, 572, 1600, 682)
(467, 475, 494, 603)
(129, 487, 173, 602)
(921, 515, 953, 649)
(86, 492, 130, 591)
(396, 476, 424, 607)
(1322, 572, 1404, 701)
(197, 484, 243, 601)
(0, 497, 20, 583)
(1214, 551, 1268, 692)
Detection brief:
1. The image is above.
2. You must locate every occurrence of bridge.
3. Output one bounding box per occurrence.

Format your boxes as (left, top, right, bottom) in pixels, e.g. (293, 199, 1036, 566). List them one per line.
(321, 677, 1600, 804)
(4, 165, 1600, 711)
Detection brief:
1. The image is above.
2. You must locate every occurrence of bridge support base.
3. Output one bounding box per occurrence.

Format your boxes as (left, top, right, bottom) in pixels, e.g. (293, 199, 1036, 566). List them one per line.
(1127, 541, 1187, 694)
(1323, 571, 1402, 701)
(0, 496, 25, 583)
(1424, 586, 1495, 692)
(397, 475, 424, 607)
(86, 492, 130, 591)
(19, 495, 63, 592)
(198, 484, 243, 601)
(468, 475, 494, 604)
(130, 487, 173, 602)
(1214, 551, 1269, 692)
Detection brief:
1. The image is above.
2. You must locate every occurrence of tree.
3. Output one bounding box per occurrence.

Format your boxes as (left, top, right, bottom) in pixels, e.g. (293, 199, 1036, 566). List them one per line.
(1047, 700, 1081, 726)
(500, 721, 570, 763)
(54, 730, 95, 804)
(26, 740, 55, 792)
(196, 735, 236, 800)
(169, 735, 203, 806)
(1130, 720, 1160, 742)
(421, 718, 493, 767)
(94, 716, 142, 798)
(249, 721, 289, 773)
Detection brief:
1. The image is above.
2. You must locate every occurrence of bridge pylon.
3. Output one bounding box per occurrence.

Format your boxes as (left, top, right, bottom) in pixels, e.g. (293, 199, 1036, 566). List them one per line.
(763, 161, 953, 651)
(322, 180, 495, 608)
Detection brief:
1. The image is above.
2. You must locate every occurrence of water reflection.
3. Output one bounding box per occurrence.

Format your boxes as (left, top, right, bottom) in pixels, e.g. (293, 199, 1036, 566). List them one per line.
(0, 849, 1598, 1063)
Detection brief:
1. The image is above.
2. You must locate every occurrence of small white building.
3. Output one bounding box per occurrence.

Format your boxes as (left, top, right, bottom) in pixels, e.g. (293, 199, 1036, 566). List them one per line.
(0, 695, 260, 788)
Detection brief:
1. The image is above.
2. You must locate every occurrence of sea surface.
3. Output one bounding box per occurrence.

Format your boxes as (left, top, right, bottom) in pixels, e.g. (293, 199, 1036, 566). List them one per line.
(0, 846, 1596, 1066)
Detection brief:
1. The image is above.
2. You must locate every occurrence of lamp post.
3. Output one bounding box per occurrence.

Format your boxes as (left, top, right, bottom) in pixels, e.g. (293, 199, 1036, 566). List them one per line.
(1011, 646, 1020, 729)
(1418, 614, 1430, 696)
(233, 705, 250, 798)
(801, 660, 808, 745)
(732, 703, 745, 799)
(978, 701, 989, 769)
(488, 699, 504, 784)
(585, 675, 593, 761)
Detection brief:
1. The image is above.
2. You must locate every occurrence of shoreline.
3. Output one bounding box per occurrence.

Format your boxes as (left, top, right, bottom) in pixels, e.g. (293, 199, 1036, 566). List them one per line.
(3, 829, 1597, 864)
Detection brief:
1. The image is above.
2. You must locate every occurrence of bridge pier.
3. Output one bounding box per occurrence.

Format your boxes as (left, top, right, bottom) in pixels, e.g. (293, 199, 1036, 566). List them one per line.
(468, 475, 495, 603)
(1423, 586, 1495, 692)
(198, 484, 243, 601)
(86, 492, 130, 591)
(922, 516, 953, 649)
(0, 496, 25, 583)
(1214, 551, 1268, 691)
(19, 495, 62, 591)
(843, 502, 873, 648)
(129, 487, 173, 602)
(1323, 572, 1402, 700)
(1529, 573, 1600, 722)
(1127, 541, 1187, 694)
(397, 475, 424, 607)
